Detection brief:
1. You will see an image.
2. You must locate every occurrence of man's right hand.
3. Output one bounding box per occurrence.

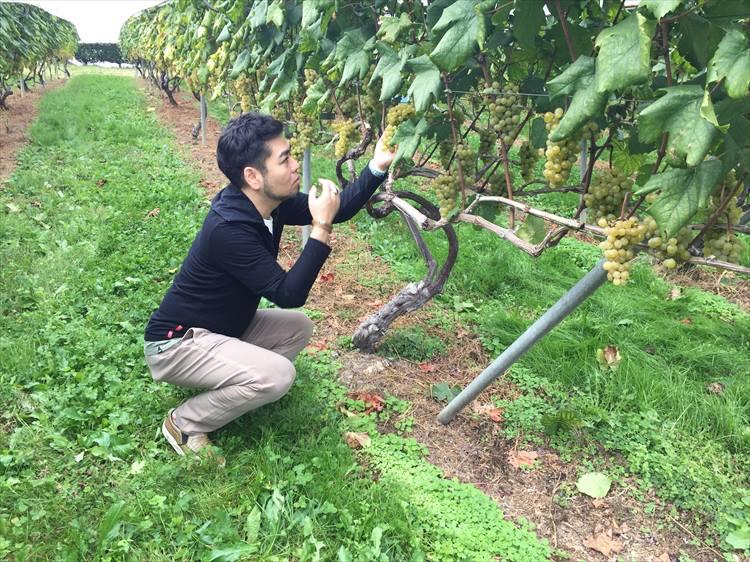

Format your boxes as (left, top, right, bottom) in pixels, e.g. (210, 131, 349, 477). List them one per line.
(308, 179, 340, 243)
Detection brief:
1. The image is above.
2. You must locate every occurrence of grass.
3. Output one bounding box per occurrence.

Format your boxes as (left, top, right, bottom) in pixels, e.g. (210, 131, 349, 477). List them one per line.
(0, 75, 551, 560)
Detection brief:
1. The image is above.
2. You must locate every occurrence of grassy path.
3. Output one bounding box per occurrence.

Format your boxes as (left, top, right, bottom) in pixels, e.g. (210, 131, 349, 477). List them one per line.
(0, 75, 552, 560)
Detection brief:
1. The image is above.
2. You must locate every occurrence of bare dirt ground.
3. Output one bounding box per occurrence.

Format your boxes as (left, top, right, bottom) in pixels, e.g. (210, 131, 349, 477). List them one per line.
(0, 79, 66, 184)
(5, 76, 742, 561)
(139, 82, 733, 562)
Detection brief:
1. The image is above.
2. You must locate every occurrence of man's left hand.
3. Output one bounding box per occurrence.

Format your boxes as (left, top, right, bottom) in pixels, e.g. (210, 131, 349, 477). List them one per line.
(371, 135, 396, 173)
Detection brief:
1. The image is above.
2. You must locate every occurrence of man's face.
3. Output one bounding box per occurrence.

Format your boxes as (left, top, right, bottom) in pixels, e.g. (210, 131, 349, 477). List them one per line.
(256, 136, 300, 202)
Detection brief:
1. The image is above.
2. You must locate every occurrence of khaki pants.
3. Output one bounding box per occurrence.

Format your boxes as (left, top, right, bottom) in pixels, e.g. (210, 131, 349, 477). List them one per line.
(145, 310, 313, 434)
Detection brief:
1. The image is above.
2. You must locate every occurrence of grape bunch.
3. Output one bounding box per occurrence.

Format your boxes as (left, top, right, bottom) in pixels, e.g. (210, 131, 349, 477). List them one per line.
(455, 143, 476, 182)
(382, 103, 415, 149)
(332, 119, 357, 159)
(702, 171, 746, 263)
(291, 106, 314, 161)
(478, 127, 495, 160)
(518, 140, 538, 182)
(644, 219, 692, 270)
(434, 174, 460, 218)
(584, 168, 632, 223)
(303, 68, 318, 88)
(543, 110, 597, 188)
(233, 75, 254, 113)
(438, 139, 453, 169)
(486, 81, 521, 146)
(600, 217, 648, 285)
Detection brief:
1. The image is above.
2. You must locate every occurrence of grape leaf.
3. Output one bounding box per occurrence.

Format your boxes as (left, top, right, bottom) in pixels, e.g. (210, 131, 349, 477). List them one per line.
(512, 0, 545, 50)
(301, 77, 328, 115)
(595, 13, 656, 93)
(217, 23, 232, 43)
(576, 472, 612, 498)
(430, 382, 462, 402)
(677, 14, 723, 70)
(707, 27, 750, 99)
(635, 159, 723, 237)
(249, 0, 268, 29)
(715, 98, 750, 172)
(725, 527, 750, 551)
(370, 43, 414, 101)
(406, 55, 442, 112)
(377, 13, 411, 43)
(640, 0, 682, 20)
(638, 86, 720, 167)
(547, 57, 607, 141)
(530, 117, 548, 149)
(266, 1, 284, 28)
(391, 118, 429, 166)
(429, 0, 484, 71)
(516, 215, 546, 244)
(229, 49, 251, 78)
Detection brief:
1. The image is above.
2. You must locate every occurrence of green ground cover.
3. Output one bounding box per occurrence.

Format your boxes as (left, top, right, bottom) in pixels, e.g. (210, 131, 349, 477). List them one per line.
(0, 75, 552, 560)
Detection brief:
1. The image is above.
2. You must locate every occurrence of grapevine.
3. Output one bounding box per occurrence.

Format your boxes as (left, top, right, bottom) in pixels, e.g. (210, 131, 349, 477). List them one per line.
(382, 103, 415, 149)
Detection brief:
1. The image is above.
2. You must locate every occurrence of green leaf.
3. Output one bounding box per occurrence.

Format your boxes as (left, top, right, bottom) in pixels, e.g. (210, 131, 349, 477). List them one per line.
(371, 43, 413, 101)
(406, 55, 442, 112)
(635, 160, 723, 237)
(512, 0, 545, 50)
(611, 140, 651, 176)
(677, 14, 723, 70)
(547, 57, 608, 141)
(725, 527, 750, 551)
(639, 86, 720, 167)
(245, 507, 262, 543)
(266, 1, 284, 28)
(516, 215, 546, 244)
(217, 23, 232, 43)
(391, 118, 429, 166)
(715, 98, 750, 172)
(576, 472, 611, 498)
(97, 501, 126, 547)
(707, 28, 750, 99)
(640, 0, 682, 20)
(336, 30, 375, 86)
(302, 77, 329, 116)
(430, 382, 462, 402)
(429, 0, 483, 71)
(530, 117, 547, 149)
(595, 13, 656, 93)
(249, 0, 268, 29)
(230, 49, 251, 78)
(377, 13, 411, 43)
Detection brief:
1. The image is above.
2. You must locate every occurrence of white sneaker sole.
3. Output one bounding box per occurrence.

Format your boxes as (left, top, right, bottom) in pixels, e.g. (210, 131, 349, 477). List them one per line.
(162, 420, 186, 456)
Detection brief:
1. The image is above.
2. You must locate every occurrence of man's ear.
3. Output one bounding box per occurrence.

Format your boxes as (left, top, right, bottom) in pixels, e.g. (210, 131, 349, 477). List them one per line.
(243, 166, 263, 191)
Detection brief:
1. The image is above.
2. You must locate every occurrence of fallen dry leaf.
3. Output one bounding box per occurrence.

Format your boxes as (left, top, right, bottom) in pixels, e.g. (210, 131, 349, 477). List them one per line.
(344, 431, 371, 449)
(507, 450, 539, 469)
(146, 207, 160, 218)
(320, 272, 335, 282)
(95, 178, 107, 187)
(680, 317, 693, 325)
(583, 529, 623, 557)
(348, 391, 385, 414)
(669, 287, 682, 300)
(592, 499, 608, 509)
(472, 402, 504, 423)
(706, 382, 725, 395)
(655, 553, 671, 562)
(418, 362, 438, 373)
(597, 345, 621, 370)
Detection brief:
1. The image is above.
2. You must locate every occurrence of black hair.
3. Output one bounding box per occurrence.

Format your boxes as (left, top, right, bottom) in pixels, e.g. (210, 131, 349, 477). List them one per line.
(216, 112, 285, 188)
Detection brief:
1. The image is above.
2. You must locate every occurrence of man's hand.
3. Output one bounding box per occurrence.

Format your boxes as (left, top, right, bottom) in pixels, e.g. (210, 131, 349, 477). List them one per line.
(371, 135, 396, 173)
(308, 178, 341, 228)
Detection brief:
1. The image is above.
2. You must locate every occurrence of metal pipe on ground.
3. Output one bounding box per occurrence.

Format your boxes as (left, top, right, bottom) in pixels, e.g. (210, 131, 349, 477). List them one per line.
(437, 260, 608, 425)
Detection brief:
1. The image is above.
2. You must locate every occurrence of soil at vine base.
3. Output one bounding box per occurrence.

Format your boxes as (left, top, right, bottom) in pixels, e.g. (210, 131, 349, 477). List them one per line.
(5, 78, 743, 562)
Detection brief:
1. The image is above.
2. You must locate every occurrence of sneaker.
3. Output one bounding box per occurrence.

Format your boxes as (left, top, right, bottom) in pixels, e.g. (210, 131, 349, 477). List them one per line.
(162, 409, 211, 456)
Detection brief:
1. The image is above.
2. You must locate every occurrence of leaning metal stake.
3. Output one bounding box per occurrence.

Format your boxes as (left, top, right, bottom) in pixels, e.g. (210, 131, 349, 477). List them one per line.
(438, 260, 608, 425)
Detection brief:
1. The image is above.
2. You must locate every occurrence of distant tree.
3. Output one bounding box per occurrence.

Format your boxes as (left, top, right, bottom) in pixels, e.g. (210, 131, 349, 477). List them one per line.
(76, 43, 122, 66)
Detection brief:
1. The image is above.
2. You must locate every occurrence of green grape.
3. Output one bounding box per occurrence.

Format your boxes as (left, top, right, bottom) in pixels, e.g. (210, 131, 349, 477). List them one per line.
(583, 168, 632, 223)
(543, 112, 597, 188)
(702, 170, 746, 263)
(332, 119, 357, 159)
(518, 140, 538, 182)
(455, 143, 475, 182)
(382, 103, 415, 149)
(434, 174, 460, 218)
(291, 105, 314, 161)
(486, 81, 522, 144)
(600, 217, 647, 286)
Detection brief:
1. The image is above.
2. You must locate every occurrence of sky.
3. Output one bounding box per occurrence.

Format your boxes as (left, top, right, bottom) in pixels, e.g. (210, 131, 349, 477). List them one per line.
(11, 1, 165, 43)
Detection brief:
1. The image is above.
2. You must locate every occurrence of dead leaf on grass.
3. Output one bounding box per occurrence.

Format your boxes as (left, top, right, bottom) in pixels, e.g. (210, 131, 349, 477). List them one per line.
(418, 362, 438, 373)
(583, 529, 623, 557)
(668, 287, 682, 300)
(347, 391, 385, 414)
(95, 178, 107, 187)
(707, 382, 724, 395)
(507, 450, 538, 469)
(472, 402, 504, 423)
(344, 431, 371, 449)
(320, 272, 335, 282)
(146, 207, 160, 218)
(596, 345, 621, 370)
(680, 317, 693, 325)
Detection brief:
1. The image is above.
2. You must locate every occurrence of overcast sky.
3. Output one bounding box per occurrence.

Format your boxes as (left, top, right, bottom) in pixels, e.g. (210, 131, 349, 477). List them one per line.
(12, 1, 165, 43)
